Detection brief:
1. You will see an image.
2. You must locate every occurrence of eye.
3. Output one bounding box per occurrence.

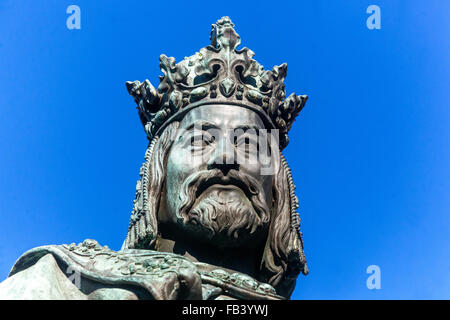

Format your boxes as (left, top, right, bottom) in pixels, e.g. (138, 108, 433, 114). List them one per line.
(235, 135, 258, 153)
(189, 133, 214, 150)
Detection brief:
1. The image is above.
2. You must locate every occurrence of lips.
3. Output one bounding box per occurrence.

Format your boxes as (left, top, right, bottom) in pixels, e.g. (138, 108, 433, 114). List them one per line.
(194, 172, 254, 200)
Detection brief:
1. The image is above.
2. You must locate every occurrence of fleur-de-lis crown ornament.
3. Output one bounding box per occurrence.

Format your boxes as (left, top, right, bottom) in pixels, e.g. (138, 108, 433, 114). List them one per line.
(126, 16, 307, 149)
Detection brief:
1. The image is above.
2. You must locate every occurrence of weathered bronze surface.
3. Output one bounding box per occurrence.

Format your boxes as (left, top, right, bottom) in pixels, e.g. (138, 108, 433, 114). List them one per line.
(0, 17, 308, 300)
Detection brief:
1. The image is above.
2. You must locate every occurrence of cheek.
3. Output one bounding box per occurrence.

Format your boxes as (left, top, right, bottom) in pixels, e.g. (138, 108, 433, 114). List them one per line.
(262, 176, 274, 203)
(166, 147, 199, 191)
(168, 143, 208, 173)
(165, 152, 186, 215)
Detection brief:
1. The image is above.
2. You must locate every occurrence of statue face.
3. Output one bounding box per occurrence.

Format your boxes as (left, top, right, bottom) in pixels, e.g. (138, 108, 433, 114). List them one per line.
(161, 104, 276, 248)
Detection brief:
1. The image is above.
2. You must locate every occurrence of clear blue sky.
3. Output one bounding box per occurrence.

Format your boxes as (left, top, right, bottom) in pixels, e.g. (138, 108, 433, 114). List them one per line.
(0, 0, 448, 299)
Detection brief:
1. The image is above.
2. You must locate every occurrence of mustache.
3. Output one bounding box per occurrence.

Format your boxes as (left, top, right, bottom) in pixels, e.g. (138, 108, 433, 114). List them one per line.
(177, 168, 269, 224)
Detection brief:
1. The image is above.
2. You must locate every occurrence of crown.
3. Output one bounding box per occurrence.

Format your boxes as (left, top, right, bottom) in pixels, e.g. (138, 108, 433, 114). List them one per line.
(126, 16, 307, 149)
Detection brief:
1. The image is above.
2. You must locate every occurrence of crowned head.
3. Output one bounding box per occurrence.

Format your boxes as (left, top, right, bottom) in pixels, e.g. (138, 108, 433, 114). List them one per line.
(123, 17, 308, 298)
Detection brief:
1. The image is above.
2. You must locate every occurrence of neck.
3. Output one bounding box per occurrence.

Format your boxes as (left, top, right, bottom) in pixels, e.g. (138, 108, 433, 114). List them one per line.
(155, 225, 264, 280)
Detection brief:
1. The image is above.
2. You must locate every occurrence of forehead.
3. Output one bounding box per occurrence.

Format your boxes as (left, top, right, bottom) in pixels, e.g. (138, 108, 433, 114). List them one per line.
(179, 104, 266, 129)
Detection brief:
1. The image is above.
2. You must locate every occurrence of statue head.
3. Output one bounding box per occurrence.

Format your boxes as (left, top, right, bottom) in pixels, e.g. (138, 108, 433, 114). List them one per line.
(123, 17, 308, 298)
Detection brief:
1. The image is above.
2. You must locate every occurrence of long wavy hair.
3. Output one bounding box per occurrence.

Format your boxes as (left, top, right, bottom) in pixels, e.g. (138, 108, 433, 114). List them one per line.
(122, 121, 308, 298)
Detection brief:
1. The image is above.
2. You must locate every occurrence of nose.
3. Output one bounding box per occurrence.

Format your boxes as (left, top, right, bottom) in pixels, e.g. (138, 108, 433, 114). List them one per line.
(207, 135, 239, 175)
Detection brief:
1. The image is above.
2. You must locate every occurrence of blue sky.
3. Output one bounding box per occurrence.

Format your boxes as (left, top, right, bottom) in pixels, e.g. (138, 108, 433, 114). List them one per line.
(0, 0, 448, 299)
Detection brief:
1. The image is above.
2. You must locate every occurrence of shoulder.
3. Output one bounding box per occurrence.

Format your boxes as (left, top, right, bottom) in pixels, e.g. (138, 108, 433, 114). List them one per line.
(0, 252, 87, 299)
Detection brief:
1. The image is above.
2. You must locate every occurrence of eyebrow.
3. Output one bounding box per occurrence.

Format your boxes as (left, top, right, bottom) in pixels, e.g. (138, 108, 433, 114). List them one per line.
(183, 120, 219, 131)
(233, 125, 261, 132)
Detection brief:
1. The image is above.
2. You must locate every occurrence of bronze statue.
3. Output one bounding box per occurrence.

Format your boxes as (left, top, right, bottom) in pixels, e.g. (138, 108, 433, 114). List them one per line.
(0, 17, 308, 300)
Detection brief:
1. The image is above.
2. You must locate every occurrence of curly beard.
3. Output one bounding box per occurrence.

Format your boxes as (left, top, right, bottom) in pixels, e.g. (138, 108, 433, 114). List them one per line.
(176, 169, 271, 248)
